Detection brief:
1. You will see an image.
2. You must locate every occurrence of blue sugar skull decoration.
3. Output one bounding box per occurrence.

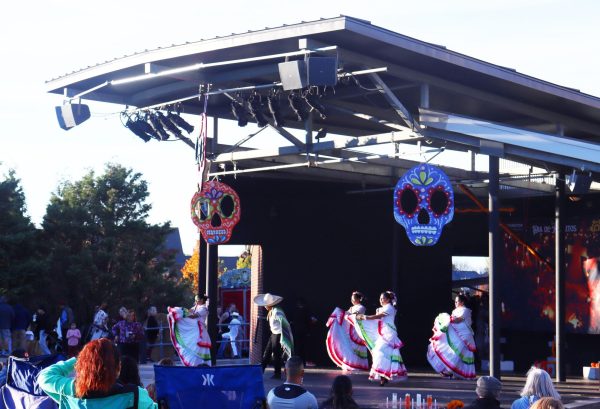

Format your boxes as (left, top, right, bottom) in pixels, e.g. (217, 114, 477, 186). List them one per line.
(393, 163, 454, 246)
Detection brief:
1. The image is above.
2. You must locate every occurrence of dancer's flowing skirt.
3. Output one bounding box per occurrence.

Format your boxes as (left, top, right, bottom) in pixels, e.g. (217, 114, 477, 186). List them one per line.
(427, 313, 476, 379)
(168, 306, 212, 366)
(346, 314, 408, 382)
(325, 307, 369, 371)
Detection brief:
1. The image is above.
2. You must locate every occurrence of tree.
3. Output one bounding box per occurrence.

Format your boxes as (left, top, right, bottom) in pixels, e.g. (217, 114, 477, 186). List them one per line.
(181, 242, 200, 294)
(42, 163, 188, 321)
(0, 169, 44, 299)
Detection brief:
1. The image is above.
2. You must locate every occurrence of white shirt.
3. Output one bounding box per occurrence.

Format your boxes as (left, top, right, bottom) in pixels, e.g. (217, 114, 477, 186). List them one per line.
(191, 304, 209, 326)
(267, 383, 318, 409)
(452, 306, 472, 327)
(377, 303, 396, 326)
(268, 308, 282, 335)
(348, 304, 366, 315)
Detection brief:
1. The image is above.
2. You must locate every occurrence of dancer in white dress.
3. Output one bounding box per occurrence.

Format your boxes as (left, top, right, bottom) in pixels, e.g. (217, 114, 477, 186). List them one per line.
(167, 294, 212, 366)
(427, 294, 476, 379)
(326, 291, 369, 371)
(353, 291, 408, 385)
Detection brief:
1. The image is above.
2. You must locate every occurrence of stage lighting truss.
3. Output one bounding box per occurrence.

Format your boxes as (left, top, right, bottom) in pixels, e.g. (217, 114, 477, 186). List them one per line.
(122, 108, 195, 143)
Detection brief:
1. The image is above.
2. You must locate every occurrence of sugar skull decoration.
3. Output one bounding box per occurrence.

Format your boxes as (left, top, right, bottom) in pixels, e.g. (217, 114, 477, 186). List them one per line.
(393, 163, 454, 246)
(191, 180, 241, 244)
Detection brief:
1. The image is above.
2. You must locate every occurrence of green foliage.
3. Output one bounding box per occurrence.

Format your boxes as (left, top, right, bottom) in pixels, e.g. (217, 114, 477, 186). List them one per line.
(42, 163, 187, 320)
(0, 170, 44, 299)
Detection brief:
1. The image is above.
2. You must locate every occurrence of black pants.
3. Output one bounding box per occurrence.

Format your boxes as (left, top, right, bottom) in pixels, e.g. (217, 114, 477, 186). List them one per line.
(262, 333, 283, 375)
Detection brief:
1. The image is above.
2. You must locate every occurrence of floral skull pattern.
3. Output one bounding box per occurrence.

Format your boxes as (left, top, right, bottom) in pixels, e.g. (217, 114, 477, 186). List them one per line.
(393, 163, 454, 246)
(191, 180, 241, 244)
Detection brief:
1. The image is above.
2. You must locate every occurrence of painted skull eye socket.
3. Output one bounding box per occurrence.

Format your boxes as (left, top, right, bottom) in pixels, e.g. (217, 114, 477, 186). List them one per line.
(400, 187, 419, 215)
(430, 189, 449, 216)
(195, 199, 211, 221)
(219, 194, 235, 218)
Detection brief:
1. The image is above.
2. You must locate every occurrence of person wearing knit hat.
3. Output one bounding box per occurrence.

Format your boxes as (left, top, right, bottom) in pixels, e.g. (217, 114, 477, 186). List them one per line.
(464, 375, 502, 409)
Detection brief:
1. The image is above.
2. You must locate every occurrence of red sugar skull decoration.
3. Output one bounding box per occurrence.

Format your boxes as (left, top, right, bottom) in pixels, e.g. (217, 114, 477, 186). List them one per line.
(191, 180, 241, 244)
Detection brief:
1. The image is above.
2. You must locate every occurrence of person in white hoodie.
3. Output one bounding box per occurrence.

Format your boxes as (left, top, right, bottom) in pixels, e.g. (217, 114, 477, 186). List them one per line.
(217, 312, 241, 358)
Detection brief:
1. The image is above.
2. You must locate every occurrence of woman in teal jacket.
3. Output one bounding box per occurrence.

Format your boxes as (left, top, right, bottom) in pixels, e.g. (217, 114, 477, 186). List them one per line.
(38, 338, 157, 409)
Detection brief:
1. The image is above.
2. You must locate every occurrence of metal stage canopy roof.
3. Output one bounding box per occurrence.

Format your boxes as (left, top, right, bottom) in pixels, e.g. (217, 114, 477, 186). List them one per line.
(46, 16, 600, 196)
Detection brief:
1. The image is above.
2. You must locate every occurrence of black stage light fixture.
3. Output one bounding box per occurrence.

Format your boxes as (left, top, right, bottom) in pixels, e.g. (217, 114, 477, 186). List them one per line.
(157, 112, 183, 138)
(147, 113, 170, 140)
(167, 112, 194, 133)
(315, 127, 328, 140)
(55, 103, 91, 130)
(288, 92, 308, 121)
(124, 115, 152, 142)
(267, 95, 285, 128)
(231, 100, 249, 127)
(248, 97, 270, 128)
(303, 92, 326, 119)
(135, 115, 160, 140)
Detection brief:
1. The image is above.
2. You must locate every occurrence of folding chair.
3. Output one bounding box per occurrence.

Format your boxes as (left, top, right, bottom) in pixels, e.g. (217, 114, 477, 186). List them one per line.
(154, 364, 265, 409)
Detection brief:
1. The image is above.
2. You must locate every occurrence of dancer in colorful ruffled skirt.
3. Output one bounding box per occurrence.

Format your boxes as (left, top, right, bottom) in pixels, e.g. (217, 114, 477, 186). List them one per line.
(167, 294, 212, 366)
(326, 291, 370, 372)
(352, 291, 408, 385)
(427, 294, 476, 379)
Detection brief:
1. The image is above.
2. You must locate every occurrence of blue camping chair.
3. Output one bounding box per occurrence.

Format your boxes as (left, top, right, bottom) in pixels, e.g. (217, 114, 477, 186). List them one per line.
(154, 364, 265, 409)
(1, 354, 64, 409)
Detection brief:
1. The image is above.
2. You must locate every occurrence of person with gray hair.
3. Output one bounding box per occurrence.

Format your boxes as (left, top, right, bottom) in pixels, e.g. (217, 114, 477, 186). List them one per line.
(267, 356, 318, 409)
(464, 376, 502, 409)
(511, 367, 561, 409)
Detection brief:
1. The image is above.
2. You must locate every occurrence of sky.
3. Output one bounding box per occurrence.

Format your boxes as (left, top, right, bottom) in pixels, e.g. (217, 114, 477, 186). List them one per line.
(1, 0, 600, 256)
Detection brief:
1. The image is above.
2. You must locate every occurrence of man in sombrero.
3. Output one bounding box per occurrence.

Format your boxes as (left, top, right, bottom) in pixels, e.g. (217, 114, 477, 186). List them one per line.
(254, 293, 293, 379)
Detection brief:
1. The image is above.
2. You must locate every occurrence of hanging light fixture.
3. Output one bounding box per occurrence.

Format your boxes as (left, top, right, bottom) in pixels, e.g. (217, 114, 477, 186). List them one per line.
(288, 91, 308, 121)
(146, 112, 170, 140)
(124, 114, 153, 142)
(167, 112, 194, 133)
(267, 94, 285, 128)
(231, 100, 249, 127)
(248, 94, 269, 128)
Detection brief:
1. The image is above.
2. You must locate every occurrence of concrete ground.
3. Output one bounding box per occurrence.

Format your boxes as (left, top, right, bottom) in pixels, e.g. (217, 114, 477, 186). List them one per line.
(139, 361, 600, 408)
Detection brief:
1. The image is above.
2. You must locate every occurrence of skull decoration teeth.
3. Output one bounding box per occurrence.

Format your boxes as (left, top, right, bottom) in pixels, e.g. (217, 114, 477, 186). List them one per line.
(393, 163, 454, 246)
(191, 180, 241, 244)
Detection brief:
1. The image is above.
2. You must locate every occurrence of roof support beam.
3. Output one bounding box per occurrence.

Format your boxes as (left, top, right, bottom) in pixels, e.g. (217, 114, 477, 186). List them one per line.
(368, 73, 419, 130)
(211, 130, 417, 163)
(338, 48, 600, 136)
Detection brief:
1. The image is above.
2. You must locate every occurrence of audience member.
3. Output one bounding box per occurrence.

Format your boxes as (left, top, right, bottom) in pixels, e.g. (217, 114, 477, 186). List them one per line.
(112, 309, 144, 363)
(145, 357, 175, 401)
(66, 322, 82, 358)
(0, 296, 15, 356)
(464, 376, 502, 409)
(511, 367, 561, 409)
(58, 301, 75, 350)
(38, 338, 157, 408)
(11, 302, 31, 351)
(118, 355, 142, 387)
(319, 375, 359, 409)
(217, 311, 241, 359)
(530, 398, 564, 409)
(33, 306, 52, 355)
(157, 357, 174, 366)
(144, 306, 159, 362)
(267, 356, 318, 409)
(89, 302, 110, 341)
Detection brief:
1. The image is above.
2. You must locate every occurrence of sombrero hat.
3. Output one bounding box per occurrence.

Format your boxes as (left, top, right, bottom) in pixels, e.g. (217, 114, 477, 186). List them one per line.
(253, 293, 283, 307)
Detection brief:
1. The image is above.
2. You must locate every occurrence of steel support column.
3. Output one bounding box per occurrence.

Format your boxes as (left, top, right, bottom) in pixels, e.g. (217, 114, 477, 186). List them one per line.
(488, 155, 501, 379)
(198, 235, 207, 296)
(555, 172, 566, 381)
(207, 243, 219, 366)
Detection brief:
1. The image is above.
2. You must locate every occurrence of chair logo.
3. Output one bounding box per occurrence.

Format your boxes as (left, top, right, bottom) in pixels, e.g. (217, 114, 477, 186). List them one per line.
(202, 374, 215, 386)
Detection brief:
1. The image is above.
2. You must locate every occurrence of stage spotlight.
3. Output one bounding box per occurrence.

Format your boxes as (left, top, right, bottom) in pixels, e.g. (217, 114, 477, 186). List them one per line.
(248, 96, 270, 128)
(124, 115, 152, 142)
(315, 127, 328, 140)
(135, 115, 160, 140)
(231, 100, 249, 127)
(288, 92, 308, 121)
(55, 103, 91, 130)
(157, 112, 183, 138)
(303, 92, 326, 119)
(147, 113, 170, 140)
(267, 95, 285, 128)
(167, 112, 194, 133)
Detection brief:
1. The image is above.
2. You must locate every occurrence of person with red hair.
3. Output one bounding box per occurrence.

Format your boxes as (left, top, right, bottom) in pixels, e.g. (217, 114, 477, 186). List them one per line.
(38, 338, 157, 408)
